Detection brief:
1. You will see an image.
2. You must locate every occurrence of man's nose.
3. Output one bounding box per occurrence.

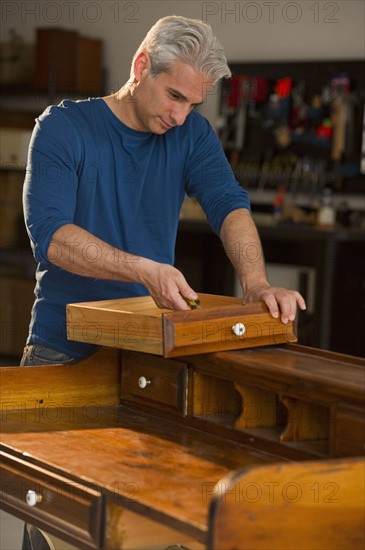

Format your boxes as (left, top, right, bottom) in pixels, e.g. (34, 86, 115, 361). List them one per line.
(171, 104, 191, 126)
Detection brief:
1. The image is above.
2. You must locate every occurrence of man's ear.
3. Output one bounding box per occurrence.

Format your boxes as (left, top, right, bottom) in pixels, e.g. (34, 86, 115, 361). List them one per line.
(133, 51, 151, 82)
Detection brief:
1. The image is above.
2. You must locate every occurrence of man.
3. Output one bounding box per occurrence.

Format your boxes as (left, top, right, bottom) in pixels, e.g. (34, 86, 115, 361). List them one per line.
(21, 15, 306, 367)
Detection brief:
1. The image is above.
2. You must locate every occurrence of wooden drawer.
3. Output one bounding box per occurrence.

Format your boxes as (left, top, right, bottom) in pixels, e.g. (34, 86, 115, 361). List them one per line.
(0, 448, 104, 549)
(67, 294, 296, 357)
(121, 351, 187, 416)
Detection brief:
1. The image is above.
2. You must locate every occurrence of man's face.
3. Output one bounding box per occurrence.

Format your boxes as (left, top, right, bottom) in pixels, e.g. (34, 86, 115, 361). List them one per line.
(130, 56, 213, 134)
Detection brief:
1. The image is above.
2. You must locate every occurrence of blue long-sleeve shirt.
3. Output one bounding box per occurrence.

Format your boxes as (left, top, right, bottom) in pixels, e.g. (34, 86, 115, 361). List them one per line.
(23, 98, 250, 358)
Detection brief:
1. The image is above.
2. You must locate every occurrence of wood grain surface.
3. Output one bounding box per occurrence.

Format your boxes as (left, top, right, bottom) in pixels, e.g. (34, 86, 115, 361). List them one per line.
(0, 347, 121, 410)
(1, 405, 288, 542)
(208, 457, 365, 550)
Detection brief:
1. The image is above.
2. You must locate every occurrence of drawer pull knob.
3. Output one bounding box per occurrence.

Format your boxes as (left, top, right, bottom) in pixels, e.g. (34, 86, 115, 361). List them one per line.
(26, 490, 42, 507)
(138, 376, 151, 389)
(232, 322, 246, 337)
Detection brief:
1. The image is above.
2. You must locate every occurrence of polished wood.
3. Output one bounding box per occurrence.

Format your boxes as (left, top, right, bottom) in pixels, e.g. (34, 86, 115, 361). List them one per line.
(0, 347, 121, 410)
(189, 344, 365, 405)
(1, 404, 286, 547)
(105, 504, 205, 550)
(66, 294, 296, 357)
(120, 351, 188, 416)
(1, 344, 364, 549)
(279, 395, 329, 442)
(234, 384, 277, 430)
(188, 345, 365, 457)
(333, 404, 365, 457)
(1, 447, 103, 549)
(67, 295, 165, 355)
(208, 457, 365, 550)
(163, 300, 296, 357)
(192, 372, 241, 419)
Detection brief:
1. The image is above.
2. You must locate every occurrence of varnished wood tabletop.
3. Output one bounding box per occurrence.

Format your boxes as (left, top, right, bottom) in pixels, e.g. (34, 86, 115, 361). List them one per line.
(1, 404, 289, 540)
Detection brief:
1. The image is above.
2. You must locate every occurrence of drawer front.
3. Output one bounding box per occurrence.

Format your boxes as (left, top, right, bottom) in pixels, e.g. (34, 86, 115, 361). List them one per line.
(0, 449, 103, 549)
(121, 351, 187, 415)
(163, 301, 297, 357)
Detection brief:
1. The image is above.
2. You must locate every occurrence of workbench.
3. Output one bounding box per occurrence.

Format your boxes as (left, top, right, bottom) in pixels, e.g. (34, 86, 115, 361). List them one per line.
(1, 339, 364, 549)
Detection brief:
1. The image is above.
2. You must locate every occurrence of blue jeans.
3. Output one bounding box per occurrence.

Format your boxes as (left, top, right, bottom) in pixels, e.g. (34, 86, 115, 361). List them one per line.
(20, 344, 75, 366)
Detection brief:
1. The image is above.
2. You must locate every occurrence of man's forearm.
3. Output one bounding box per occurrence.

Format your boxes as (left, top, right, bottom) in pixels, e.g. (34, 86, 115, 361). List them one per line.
(48, 224, 151, 284)
(220, 209, 269, 296)
(47, 224, 197, 310)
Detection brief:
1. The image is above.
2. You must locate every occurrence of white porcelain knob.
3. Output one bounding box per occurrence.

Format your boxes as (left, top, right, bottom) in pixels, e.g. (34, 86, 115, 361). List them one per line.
(138, 376, 151, 389)
(232, 322, 246, 337)
(26, 490, 42, 507)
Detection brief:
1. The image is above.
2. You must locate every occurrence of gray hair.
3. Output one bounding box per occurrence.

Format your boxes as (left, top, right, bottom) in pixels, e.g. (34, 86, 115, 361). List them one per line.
(130, 15, 231, 83)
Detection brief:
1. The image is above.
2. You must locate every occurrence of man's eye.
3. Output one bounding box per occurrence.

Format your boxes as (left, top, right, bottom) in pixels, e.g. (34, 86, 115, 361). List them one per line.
(170, 92, 181, 100)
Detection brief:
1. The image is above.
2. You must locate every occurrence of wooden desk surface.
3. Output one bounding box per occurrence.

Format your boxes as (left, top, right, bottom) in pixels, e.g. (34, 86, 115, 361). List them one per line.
(1, 404, 287, 541)
(1, 344, 364, 548)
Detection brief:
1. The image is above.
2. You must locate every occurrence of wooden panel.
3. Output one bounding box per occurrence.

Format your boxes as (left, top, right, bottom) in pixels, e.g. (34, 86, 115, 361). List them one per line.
(188, 345, 364, 456)
(105, 503, 205, 550)
(234, 384, 277, 430)
(163, 301, 296, 357)
(0, 347, 121, 410)
(1, 449, 103, 549)
(208, 457, 365, 550)
(192, 372, 241, 420)
(67, 296, 165, 356)
(332, 404, 365, 457)
(67, 294, 296, 357)
(121, 351, 187, 416)
(191, 345, 365, 405)
(279, 395, 329, 442)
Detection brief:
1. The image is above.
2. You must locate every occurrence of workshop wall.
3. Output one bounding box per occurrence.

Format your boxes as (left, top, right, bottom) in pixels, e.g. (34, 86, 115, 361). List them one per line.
(1, 0, 364, 123)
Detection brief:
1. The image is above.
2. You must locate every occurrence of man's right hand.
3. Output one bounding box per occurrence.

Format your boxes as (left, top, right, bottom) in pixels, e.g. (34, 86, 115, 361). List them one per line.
(139, 260, 198, 311)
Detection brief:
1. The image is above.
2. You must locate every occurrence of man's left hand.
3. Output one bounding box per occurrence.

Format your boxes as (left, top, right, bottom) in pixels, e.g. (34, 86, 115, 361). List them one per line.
(244, 284, 307, 324)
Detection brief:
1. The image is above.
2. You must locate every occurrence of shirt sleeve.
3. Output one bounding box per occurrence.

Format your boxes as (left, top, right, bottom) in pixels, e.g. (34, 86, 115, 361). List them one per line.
(23, 105, 81, 264)
(184, 111, 250, 235)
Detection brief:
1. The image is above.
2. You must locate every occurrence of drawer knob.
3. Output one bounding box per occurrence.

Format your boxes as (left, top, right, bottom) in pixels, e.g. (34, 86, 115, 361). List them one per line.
(138, 376, 151, 389)
(26, 490, 42, 507)
(232, 322, 246, 337)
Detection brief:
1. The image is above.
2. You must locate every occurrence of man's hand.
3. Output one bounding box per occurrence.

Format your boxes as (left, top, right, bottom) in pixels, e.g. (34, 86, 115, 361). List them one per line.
(139, 261, 198, 311)
(220, 209, 307, 324)
(244, 283, 306, 324)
